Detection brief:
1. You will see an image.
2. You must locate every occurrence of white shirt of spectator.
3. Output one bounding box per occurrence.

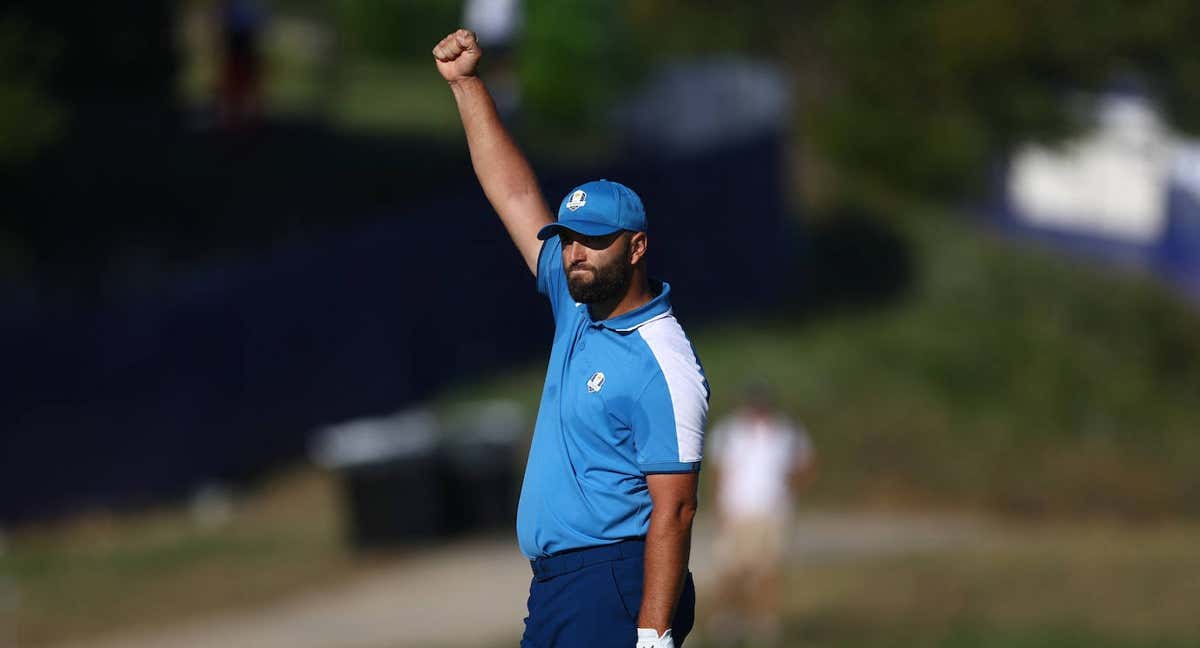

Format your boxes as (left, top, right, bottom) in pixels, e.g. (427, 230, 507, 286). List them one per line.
(711, 413, 811, 520)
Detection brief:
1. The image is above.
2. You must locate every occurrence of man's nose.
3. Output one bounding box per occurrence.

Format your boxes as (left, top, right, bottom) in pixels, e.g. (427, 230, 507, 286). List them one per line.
(564, 241, 587, 263)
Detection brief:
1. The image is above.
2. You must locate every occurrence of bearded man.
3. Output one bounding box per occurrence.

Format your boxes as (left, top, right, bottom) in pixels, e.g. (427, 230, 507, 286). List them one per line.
(433, 28, 711, 648)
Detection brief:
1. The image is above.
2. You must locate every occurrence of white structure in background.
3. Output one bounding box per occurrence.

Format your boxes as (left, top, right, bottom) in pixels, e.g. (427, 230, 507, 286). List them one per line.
(463, 0, 523, 118)
(1174, 143, 1200, 203)
(189, 482, 235, 530)
(618, 58, 791, 155)
(309, 401, 524, 470)
(310, 408, 439, 470)
(1008, 94, 1200, 245)
(463, 0, 522, 48)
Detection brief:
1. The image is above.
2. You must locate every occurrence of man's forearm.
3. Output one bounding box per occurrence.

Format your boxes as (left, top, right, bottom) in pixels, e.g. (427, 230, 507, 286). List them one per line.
(451, 77, 539, 209)
(449, 76, 547, 271)
(638, 501, 695, 634)
(434, 29, 548, 271)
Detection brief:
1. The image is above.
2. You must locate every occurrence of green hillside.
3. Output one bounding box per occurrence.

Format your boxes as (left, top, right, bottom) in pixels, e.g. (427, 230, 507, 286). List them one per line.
(444, 210, 1200, 517)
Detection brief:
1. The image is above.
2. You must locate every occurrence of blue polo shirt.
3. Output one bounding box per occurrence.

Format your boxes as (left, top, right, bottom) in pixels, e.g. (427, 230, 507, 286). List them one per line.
(516, 236, 710, 559)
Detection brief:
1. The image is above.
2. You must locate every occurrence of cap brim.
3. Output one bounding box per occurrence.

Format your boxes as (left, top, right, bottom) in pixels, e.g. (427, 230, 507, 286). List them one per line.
(536, 220, 624, 240)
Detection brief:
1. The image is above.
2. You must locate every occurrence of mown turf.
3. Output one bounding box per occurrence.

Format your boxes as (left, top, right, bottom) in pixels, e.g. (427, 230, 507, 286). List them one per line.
(1, 470, 355, 646)
(683, 518, 1200, 648)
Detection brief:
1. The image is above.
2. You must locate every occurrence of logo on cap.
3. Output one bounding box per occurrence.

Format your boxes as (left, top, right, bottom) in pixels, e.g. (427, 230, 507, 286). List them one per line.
(566, 190, 587, 211)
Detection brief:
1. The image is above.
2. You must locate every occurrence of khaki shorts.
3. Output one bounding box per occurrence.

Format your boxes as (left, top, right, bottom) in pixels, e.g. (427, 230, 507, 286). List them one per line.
(715, 516, 787, 576)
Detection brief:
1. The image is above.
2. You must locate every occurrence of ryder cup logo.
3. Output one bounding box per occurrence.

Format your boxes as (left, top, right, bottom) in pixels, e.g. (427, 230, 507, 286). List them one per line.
(586, 371, 606, 393)
(566, 190, 587, 211)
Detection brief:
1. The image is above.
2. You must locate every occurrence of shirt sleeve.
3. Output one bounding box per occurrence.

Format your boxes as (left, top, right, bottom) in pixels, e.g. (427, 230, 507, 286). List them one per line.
(630, 367, 709, 474)
(536, 235, 573, 318)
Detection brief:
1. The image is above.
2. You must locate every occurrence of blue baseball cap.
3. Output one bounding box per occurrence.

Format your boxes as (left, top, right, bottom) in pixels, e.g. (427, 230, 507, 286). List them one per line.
(536, 179, 647, 240)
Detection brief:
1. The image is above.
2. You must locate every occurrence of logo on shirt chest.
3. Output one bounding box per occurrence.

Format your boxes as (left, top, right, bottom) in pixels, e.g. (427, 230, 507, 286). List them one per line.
(586, 371, 606, 393)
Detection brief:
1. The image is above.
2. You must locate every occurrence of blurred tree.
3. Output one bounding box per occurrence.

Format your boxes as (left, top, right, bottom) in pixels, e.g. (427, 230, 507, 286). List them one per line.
(6, 2, 177, 104)
(0, 1, 177, 168)
(0, 14, 62, 280)
(334, 0, 460, 63)
(801, 0, 1194, 198)
(519, 0, 641, 137)
(0, 15, 63, 167)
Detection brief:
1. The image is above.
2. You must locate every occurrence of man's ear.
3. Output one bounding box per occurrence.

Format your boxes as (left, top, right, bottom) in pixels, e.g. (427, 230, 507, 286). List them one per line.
(629, 232, 648, 265)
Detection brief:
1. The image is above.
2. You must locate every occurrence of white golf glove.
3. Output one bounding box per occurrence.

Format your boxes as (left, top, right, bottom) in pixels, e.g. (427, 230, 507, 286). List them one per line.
(636, 628, 675, 648)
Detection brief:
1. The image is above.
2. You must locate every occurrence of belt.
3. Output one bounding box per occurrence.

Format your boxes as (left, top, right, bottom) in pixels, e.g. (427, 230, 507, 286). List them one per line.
(530, 539, 645, 581)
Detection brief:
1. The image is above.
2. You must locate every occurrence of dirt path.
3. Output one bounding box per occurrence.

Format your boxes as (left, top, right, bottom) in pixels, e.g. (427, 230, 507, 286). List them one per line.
(53, 512, 983, 648)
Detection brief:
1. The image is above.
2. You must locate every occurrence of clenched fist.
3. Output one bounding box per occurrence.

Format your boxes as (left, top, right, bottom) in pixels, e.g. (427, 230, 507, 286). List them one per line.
(432, 29, 482, 83)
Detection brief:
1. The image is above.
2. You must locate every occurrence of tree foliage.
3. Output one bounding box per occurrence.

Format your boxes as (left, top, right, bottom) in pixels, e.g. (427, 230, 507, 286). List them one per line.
(632, 0, 1200, 199)
(0, 15, 63, 167)
(519, 0, 640, 135)
(334, 0, 460, 62)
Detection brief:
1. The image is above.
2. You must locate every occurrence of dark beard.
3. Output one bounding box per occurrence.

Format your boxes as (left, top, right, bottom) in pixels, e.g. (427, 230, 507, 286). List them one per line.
(566, 250, 633, 305)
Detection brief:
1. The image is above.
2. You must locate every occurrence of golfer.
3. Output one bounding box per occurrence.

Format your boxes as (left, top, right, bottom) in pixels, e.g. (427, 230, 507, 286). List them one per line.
(434, 29, 710, 648)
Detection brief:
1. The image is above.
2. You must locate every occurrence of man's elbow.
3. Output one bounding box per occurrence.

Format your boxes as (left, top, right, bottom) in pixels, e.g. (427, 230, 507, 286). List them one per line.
(502, 185, 543, 213)
(654, 495, 698, 528)
(646, 471, 701, 530)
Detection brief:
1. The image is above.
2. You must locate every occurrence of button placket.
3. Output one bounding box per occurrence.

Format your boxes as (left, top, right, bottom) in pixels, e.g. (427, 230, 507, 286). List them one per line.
(577, 323, 600, 354)
(567, 321, 587, 359)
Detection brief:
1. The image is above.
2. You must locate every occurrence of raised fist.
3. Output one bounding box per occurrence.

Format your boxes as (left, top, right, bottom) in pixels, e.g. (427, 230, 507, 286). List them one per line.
(432, 29, 482, 83)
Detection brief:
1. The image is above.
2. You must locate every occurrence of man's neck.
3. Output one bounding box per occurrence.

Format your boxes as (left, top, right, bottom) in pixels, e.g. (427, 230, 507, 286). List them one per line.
(588, 277, 656, 323)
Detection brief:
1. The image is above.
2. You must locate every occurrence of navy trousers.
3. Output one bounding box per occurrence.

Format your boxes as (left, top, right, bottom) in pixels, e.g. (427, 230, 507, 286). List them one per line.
(521, 540, 695, 648)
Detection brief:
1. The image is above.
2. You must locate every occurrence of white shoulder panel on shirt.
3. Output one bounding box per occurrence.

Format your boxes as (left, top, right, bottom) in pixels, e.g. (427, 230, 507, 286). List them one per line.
(637, 313, 709, 463)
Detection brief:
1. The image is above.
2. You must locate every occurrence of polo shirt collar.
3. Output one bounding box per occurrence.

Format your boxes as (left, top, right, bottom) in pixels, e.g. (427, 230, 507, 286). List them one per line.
(587, 280, 674, 332)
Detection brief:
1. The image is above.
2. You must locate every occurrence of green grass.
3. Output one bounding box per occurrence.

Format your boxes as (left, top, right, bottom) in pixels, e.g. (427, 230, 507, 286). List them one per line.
(0, 469, 355, 645)
(328, 59, 462, 137)
(683, 519, 1200, 648)
(754, 625, 1200, 648)
(443, 210, 1200, 516)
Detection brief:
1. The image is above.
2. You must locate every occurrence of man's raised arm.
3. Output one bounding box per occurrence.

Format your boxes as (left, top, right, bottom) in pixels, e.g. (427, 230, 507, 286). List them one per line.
(433, 29, 552, 275)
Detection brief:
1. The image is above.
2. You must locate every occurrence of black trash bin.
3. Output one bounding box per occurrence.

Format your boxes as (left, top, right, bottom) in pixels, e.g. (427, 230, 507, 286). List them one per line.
(311, 409, 444, 549)
(440, 400, 524, 534)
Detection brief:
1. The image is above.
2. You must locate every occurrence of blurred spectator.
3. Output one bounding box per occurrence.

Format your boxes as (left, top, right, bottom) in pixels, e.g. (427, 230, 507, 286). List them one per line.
(708, 382, 815, 647)
(218, 0, 268, 133)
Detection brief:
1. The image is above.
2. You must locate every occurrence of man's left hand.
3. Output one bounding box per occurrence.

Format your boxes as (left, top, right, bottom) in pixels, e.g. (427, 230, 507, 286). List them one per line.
(636, 628, 675, 648)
